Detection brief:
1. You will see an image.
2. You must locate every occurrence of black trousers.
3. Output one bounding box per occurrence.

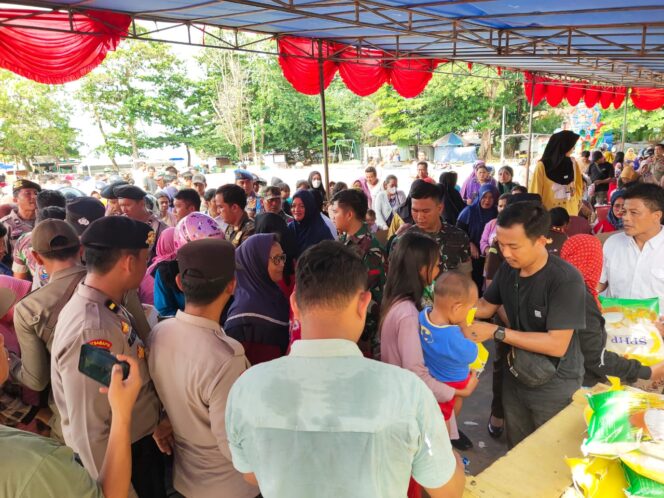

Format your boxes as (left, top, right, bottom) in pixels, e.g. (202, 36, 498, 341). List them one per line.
(131, 434, 167, 498)
(490, 340, 510, 419)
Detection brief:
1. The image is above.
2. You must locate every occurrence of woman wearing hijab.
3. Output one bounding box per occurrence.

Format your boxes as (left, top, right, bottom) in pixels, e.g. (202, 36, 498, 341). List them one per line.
(456, 183, 499, 290)
(593, 190, 625, 235)
(139, 227, 176, 305)
(497, 166, 518, 195)
(460, 161, 498, 204)
(560, 235, 664, 387)
(288, 189, 334, 258)
(530, 130, 584, 215)
(255, 212, 297, 292)
(154, 213, 223, 317)
(625, 147, 637, 163)
(225, 233, 291, 365)
(439, 172, 466, 225)
(307, 170, 326, 200)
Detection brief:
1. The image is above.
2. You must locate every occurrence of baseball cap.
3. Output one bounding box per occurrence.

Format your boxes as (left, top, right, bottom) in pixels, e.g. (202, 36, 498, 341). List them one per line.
(177, 239, 236, 284)
(31, 219, 81, 254)
(192, 174, 206, 185)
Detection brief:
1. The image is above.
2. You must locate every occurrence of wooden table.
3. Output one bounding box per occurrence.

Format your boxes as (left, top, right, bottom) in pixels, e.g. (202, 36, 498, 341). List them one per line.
(462, 386, 605, 498)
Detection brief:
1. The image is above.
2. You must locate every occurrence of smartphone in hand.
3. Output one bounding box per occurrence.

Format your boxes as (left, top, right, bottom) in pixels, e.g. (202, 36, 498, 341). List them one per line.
(78, 344, 130, 387)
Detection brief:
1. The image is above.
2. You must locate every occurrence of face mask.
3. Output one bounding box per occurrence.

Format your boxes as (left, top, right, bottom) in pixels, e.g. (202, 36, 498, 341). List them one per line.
(312, 179, 321, 188)
(388, 186, 397, 194)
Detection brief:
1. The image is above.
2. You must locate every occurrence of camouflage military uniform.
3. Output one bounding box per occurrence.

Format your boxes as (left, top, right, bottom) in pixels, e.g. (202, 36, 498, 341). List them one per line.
(340, 223, 387, 357)
(12, 233, 48, 288)
(224, 213, 255, 248)
(1, 209, 35, 258)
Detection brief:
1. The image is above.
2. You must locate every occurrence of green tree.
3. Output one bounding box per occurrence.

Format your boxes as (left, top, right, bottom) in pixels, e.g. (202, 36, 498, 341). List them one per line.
(77, 34, 186, 168)
(0, 71, 79, 170)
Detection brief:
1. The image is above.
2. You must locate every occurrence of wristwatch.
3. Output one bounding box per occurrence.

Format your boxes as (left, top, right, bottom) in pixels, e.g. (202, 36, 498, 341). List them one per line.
(494, 326, 506, 342)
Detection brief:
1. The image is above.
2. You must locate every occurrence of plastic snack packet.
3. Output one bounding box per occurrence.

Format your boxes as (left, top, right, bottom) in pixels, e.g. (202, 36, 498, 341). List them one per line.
(566, 457, 627, 498)
(600, 297, 664, 367)
(623, 464, 664, 497)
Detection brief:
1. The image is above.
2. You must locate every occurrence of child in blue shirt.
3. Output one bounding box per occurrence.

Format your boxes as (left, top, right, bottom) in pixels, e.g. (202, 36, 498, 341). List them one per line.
(419, 270, 480, 425)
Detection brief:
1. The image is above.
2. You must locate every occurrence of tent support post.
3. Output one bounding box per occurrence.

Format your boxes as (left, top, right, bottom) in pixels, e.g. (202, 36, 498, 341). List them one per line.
(525, 78, 536, 189)
(318, 39, 330, 201)
(500, 105, 506, 164)
(621, 88, 630, 152)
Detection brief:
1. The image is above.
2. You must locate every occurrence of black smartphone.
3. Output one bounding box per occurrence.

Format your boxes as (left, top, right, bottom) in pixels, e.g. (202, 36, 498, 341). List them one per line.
(78, 344, 130, 387)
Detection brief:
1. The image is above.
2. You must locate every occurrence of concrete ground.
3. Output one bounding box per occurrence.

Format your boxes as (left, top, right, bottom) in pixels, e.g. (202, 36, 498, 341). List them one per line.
(454, 340, 509, 476)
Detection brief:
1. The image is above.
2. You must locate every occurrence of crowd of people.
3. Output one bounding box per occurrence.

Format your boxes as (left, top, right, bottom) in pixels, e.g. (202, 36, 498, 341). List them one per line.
(1, 132, 664, 498)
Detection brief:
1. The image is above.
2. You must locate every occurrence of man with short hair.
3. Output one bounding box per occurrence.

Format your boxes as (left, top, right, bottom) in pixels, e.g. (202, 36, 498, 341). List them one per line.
(101, 180, 128, 217)
(215, 184, 255, 247)
(226, 241, 465, 498)
(173, 188, 201, 222)
(51, 216, 165, 497)
(114, 184, 167, 264)
(472, 201, 586, 448)
(599, 183, 664, 312)
(1, 179, 41, 252)
(394, 181, 471, 277)
(148, 239, 259, 498)
(10, 219, 85, 441)
(263, 186, 293, 223)
(589, 150, 614, 205)
(143, 166, 158, 194)
(12, 189, 67, 286)
(235, 169, 262, 218)
(331, 189, 386, 357)
(192, 174, 207, 210)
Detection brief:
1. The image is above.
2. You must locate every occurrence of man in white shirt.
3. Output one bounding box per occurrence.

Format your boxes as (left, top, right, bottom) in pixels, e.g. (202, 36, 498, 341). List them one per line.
(226, 241, 465, 498)
(600, 184, 664, 323)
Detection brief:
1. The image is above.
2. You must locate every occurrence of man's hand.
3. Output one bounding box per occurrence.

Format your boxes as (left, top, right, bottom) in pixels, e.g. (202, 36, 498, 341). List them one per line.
(469, 242, 480, 260)
(153, 416, 174, 455)
(649, 361, 664, 383)
(655, 317, 664, 338)
(99, 355, 141, 425)
(455, 372, 479, 398)
(468, 321, 497, 342)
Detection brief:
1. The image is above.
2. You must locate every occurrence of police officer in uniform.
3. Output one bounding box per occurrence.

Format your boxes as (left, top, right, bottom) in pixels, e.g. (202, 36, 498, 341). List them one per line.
(235, 168, 262, 218)
(113, 184, 167, 265)
(1, 179, 41, 256)
(100, 179, 128, 216)
(10, 219, 85, 442)
(50, 216, 166, 498)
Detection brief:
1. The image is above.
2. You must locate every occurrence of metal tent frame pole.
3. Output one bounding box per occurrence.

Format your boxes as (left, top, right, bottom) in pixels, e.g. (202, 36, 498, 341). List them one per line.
(500, 105, 506, 164)
(317, 39, 330, 201)
(621, 88, 630, 152)
(525, 78, 536, 189)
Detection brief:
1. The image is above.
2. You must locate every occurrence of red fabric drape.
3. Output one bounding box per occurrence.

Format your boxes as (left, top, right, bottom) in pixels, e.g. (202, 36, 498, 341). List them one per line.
(277, 36, 442, 98)
(277, 37, 337, 95)
(565, 82, 585, 106)
(545, 81, 565, 107)
(337, 46, 389, 97)
(612, 87, 627, 109)
(583, 86, 601, 107)
(599, 87, 615, 109)
(630, 87, 664, 111)
(0, 9, 130, 84)
(523, 73, 546, 105)
(389, 59, 439, 99)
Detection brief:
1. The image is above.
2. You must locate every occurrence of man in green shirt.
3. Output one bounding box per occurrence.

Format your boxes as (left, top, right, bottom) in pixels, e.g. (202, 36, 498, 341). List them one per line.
(0, 342, 142, 498)
(331, 189, 386, 357)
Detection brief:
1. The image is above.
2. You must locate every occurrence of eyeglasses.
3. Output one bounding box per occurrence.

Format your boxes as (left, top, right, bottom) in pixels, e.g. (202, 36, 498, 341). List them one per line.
(270, 254, 287, 265)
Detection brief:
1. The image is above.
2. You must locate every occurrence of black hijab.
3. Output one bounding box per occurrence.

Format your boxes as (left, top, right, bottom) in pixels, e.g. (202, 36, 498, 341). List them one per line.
(439, 172, 466, 225)
(307, 170, 326, 199)
(540, 130, 580, 184)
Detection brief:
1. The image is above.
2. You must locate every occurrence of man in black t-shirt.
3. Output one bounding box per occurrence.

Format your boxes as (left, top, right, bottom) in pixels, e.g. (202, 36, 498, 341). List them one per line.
(470, 201, 586, 448)
(589, 150, 615, 205)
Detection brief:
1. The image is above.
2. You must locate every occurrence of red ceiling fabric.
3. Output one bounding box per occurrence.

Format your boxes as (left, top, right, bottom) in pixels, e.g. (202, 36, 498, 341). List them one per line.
(565, 82, 586, 106)
(599, 87, 615, 109)
(389, 58, 439, 99)
(277, 37, 338, 95)
(630, 87, 664, 111)
(583, 86, 601, 108)
(336, 46, 389, 97)
(545, 81, 565, 107)
(523, 73, 546, 106)
(612, 87, 626, 109)
(0, 9, 130, 84)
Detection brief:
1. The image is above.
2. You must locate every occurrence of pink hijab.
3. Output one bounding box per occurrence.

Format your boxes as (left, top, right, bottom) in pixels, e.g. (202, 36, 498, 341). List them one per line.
(147, 227, 176, 276)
